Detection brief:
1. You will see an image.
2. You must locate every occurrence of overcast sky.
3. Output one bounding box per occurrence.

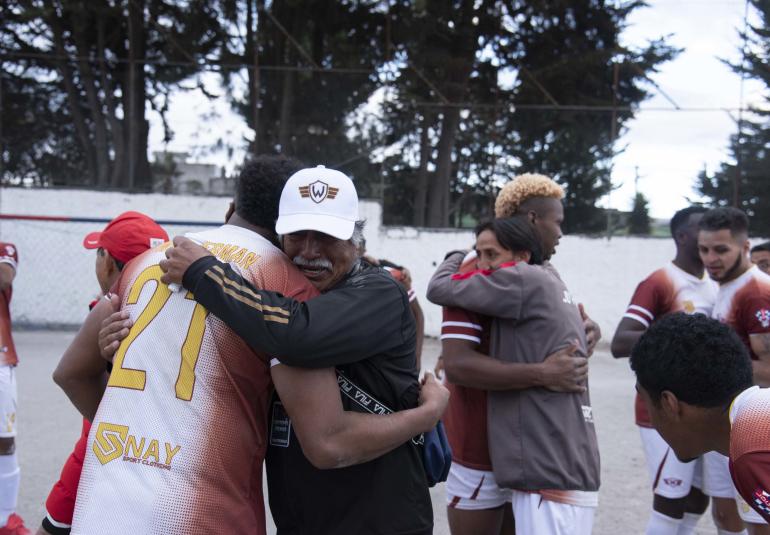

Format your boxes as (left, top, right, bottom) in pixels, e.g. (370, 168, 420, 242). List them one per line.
(148, 0, 765, 220)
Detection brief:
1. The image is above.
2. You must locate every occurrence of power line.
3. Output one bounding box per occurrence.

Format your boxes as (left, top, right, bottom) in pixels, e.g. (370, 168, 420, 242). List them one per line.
(0, 51, 373, 74)
(410, 101, 753, 113)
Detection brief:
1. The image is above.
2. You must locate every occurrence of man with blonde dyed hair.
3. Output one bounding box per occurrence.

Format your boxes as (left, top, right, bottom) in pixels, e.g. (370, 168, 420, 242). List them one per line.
(495, 173, 599, 345)
(495, 173, 565, 218)
(495, 173, 566, 264)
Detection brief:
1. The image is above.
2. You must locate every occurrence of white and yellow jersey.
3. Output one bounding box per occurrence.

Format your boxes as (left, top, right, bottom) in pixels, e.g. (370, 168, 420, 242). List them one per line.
(72, 225, 316, 535)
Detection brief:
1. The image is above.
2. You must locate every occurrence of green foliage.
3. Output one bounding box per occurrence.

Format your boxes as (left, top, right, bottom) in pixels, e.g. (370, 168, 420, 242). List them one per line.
(1, 0, 677, 230)
(1, 0, 225, 188)
(628, 192, 651, 235)
(373, 0, 678, 230)
(696, 0, 770, 235)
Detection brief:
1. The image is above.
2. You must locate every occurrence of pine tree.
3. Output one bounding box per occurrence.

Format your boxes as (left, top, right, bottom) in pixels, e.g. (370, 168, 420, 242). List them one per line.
(1, 0, 224, 188)
(696, 0, 770, 235)
(373, 0, 678, 229)
(628, 192, 651, 235)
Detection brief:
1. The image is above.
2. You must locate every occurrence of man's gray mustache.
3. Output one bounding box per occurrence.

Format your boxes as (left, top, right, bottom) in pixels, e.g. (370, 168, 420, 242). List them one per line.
(293, 256, 332, 270)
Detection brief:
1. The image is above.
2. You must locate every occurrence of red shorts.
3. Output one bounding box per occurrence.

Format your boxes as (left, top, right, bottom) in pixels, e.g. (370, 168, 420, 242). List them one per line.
(45, 419, 91, 527)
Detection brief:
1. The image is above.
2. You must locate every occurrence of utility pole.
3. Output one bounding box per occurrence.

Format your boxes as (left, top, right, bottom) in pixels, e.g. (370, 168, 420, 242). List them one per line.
(606, 62, 620, 240)
(634, 166, 641, 196)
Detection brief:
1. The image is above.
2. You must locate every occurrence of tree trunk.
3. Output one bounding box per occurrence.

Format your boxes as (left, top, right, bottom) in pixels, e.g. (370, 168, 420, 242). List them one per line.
(97, 16, 126, 188)
(246, 0, 261, 153)
(126, 0, 149, 189)
(427, 107, 462, 227)
(278, 39, 294, 154)
(424, 1, 477, 227)
(413, 112, 432, 226)
(47, 0, 97, 185)
(72, 11, 110, 187)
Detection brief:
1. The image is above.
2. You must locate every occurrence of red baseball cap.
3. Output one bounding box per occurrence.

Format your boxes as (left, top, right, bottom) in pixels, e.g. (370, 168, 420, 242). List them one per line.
(83, 211, 169, 264)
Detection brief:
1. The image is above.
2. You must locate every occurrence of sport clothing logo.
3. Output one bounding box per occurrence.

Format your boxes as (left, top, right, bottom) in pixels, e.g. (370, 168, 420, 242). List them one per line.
(93, 422, 129, 465)
(683, 300, 695, 314)
(4, 246, 14, 256)
(663, 478, 683, 488)
(299, 181, 340, 204)
(92, 421, 181, 470)
(753, 488, 770, 517)
(756, 309, 770, 328)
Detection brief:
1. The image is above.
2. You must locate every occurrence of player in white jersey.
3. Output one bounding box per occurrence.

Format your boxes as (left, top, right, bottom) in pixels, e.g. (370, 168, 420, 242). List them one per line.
(612, 206, 717, 535)
(52, 156, 448, 535)
(698, 207, 770, 535)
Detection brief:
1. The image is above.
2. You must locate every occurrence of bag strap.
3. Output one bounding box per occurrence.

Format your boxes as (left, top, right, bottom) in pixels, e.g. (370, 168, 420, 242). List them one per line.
(336, 370, 424, 446)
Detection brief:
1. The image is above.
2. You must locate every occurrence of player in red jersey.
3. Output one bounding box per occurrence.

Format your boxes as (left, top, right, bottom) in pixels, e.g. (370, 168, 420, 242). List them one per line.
(0, 242, 28, 535)
(38, 212, 168, 535)
(698, 207, 770, 535)
(611, 206, 716, 535)
(631, 313, 770, 529)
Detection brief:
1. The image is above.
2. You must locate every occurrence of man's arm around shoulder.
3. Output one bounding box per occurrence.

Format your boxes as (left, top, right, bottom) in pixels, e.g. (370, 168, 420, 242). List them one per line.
(271, 364, 448, 469)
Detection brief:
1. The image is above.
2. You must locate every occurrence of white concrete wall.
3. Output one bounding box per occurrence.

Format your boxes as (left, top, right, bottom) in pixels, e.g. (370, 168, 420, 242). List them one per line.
(1, 187, 682, 339)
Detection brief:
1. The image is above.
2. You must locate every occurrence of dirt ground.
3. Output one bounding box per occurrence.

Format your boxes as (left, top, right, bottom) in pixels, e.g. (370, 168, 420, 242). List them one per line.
(14, 331, 718, 534)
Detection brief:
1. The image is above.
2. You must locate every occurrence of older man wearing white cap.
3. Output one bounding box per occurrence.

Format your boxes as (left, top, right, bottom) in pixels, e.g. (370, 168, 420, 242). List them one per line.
(160, 165, 435, 535)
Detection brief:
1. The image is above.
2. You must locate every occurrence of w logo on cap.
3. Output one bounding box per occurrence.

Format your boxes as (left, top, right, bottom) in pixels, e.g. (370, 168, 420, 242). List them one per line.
(299, 181, 339, 204)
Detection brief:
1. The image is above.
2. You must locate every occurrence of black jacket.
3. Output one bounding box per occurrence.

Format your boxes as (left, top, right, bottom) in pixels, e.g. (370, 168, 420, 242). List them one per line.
(183, 258, 433, 535)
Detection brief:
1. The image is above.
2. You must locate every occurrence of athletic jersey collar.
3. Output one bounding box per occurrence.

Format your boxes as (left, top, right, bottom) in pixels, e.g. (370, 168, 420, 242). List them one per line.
(720, 264, 760, 291)
(217, 224, 276, 246)
(730, 386, 761, 425)
(669, 261, 709, 283)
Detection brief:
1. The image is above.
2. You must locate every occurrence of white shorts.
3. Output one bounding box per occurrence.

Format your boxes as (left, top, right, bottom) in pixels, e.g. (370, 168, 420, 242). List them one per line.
(703, 450, 736, 499)
(0, 366, 17, 438)
(510, 490, 595, 535)
(640, 427, 703, 499)
(445, 463, 512, 510)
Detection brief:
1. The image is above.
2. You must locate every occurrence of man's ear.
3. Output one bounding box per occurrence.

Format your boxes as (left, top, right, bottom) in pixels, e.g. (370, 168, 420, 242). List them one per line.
(660, 391, 682, 420)
(105, 253, 120, 277)
(527, 210, 537, 224)
(225, 201, 235, 222)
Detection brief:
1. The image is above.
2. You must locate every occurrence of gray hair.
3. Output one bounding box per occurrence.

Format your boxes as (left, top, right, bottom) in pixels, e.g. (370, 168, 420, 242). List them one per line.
(350, 220, 366, 249)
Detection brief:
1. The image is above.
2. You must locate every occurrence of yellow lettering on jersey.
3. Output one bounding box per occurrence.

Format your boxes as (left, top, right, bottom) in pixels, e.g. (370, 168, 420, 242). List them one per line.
(94, 423, 182, 470)
(205, 241, 223, 256)
(109, 265, 172, 391)
(205, 242, 260, 270)
(219, 244, 238, 262)
(176, 293, 208, 401)
(142, 439, 160, 463)
(229, 247, 246, 265)
(164, 443, 182, 465)
(125, 435, 145, 459)
(242, 252, 259, 271)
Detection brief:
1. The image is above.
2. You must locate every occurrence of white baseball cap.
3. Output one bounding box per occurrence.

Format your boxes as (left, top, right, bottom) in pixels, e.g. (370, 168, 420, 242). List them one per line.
(276, 165, 359, 240)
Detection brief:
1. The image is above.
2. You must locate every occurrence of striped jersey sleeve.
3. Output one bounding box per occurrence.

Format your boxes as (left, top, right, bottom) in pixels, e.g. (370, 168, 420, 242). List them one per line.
(730, 389, 770, 523)
(624, 270, 673, 328)
(441, 306, 482, 346)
